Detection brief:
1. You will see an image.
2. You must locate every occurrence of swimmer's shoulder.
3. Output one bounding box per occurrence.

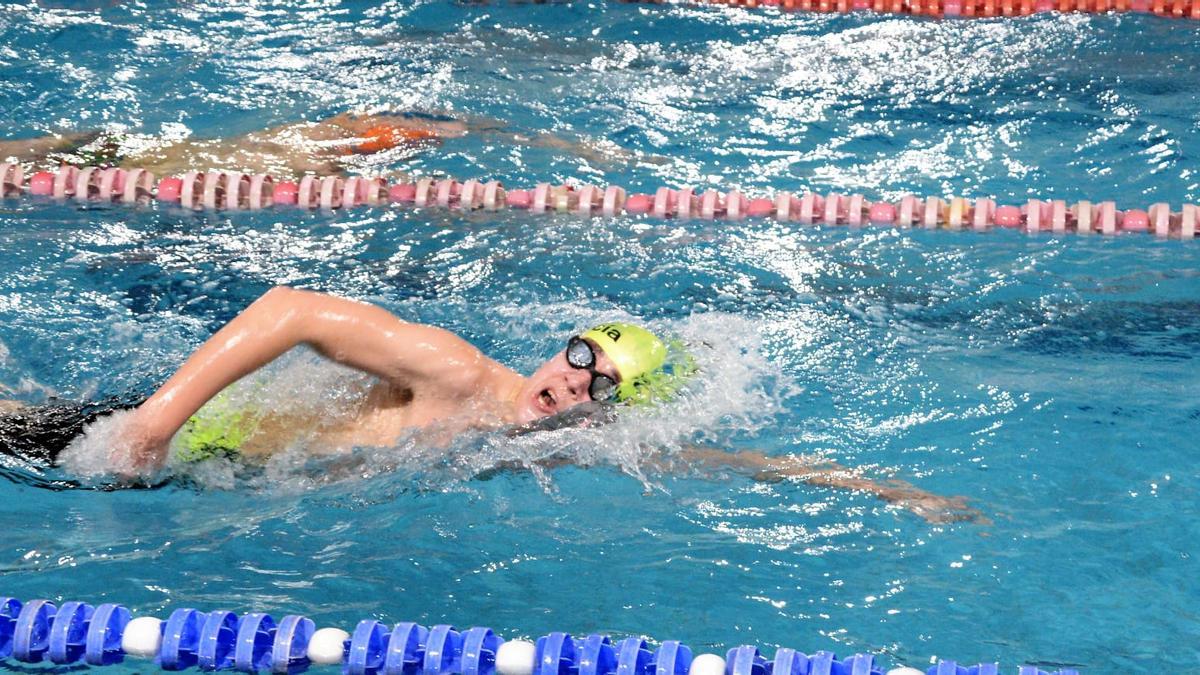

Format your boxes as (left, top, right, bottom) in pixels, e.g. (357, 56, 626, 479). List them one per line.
(384, 322, 516, 399)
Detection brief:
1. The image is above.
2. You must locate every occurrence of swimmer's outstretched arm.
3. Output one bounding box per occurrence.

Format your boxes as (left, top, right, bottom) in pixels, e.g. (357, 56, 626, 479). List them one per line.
(121, 287, 518, 473)
(480, 447, 984, 525)
(664, 446, 988, 525)
(323, 112, 662, 168)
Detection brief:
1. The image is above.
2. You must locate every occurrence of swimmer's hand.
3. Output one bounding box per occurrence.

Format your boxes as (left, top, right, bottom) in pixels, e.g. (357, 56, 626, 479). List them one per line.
(56, 408, 170, 483)
(110, 414, 171, 479)
(494, 131, 662, 169)
(874, 481, 990, 525)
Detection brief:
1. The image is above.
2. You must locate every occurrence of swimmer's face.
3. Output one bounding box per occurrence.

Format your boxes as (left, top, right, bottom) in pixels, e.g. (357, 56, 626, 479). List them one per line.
(515, 338, 621, 423)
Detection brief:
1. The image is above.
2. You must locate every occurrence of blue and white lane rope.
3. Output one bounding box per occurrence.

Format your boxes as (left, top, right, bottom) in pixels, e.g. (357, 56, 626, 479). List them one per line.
(0, 597, 1080, 675)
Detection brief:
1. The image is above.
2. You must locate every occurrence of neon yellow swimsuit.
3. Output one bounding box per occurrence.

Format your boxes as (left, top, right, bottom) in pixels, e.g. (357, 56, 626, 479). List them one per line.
(174, 394, 259, 463)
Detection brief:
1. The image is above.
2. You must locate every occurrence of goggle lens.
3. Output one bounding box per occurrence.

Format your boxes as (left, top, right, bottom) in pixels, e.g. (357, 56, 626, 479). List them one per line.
(589, 374, 617, 402)
(567, 337, 619, 402)
(567, 337, 594, 369)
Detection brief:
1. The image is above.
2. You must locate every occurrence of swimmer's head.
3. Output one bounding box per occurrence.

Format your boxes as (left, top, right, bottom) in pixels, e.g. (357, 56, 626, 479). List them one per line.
(515, 322, 680, 423)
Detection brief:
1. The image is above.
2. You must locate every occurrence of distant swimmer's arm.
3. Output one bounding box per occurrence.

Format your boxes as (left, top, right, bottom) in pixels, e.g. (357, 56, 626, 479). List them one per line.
(445, 113, 671, 168)
(670, 446, 989, 525)
(124, 287, 501, 471)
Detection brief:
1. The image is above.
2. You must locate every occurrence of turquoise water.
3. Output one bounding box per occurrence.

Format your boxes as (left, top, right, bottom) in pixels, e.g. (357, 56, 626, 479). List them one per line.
(2, 1, 1200, 673)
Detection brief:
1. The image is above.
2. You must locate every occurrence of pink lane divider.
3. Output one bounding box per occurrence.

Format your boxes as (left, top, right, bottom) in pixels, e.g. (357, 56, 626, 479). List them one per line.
(576, 185, 601, 216)
(530, 183, 551, 213)
(248, 174, 275, 209)
(506, 189, 532, 209)
(26, 166, 156, 204)
(625, 193, 653, 215)
(747, 198, 774, 218)
(6, 165, 1200, 240)
(202, 172, 229, 210)
(870, 201, 897, 224)
(389, 183, 416, 203)
(29, 171, 54, 196)
(0, 163, 25, 198)
(53, 166, 79, 199)
(73, 167, 104, 202)
(178, 171, 204, 210)
(458, 179, 483, 210)
(157, 176, 183, 203)
(483, 181, 506, 211)
(414, 178, 436, 207)
(683, 0, 1200, 18)
(274, 181, 299, 206)
(319, 176, 345, 209)
(436, 179, 462, 209)
(97, 168, 124, 202)
(297, 175, 321, 209)
(726, 190, 749, 220)
(225, 173, 250, 210)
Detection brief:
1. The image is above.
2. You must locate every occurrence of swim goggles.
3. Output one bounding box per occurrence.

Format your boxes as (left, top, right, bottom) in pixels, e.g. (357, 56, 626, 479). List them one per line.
(566, 336, 619, 402)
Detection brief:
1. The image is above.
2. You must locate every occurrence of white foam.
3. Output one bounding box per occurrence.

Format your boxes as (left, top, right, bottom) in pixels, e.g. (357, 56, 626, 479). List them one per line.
(58, 408, 151, 481)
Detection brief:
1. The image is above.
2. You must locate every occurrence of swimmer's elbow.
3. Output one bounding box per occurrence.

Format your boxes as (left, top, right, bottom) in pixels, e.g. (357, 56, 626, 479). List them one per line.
(245, 286, 327, 349)
(258, 286, 320, 324)
(261, 285, 299, 303)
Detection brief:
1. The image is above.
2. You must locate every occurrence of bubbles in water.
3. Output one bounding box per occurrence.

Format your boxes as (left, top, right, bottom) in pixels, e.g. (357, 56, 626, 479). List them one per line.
(58, 408, 143, 481)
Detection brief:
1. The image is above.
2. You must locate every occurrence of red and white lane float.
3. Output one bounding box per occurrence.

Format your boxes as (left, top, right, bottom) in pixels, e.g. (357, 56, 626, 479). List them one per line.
(676, 0, 1200, 20)
(7, 163, 1199, 239)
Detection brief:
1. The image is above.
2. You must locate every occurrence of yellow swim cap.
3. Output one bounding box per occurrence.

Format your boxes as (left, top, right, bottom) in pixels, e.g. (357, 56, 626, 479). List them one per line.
(581, 322, 667, 403)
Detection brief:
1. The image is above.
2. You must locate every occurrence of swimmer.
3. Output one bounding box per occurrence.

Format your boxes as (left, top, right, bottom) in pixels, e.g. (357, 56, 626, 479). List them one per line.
(1, 287, 982, 523)
(0, 111, 644, 178)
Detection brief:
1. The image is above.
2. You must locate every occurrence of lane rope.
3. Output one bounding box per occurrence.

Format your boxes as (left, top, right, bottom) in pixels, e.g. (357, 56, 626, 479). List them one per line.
(0, 596, 1082, 675)
(6, 163, 1198, 238)
(665, 0, 1200, 20)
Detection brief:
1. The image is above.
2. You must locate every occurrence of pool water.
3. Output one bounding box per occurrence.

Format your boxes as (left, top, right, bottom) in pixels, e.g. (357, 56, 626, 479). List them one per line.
(1, 1, 1199, 672)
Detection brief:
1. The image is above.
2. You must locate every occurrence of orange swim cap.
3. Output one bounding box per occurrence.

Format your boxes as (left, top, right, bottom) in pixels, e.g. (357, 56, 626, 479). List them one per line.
(353, 124, 441, 154)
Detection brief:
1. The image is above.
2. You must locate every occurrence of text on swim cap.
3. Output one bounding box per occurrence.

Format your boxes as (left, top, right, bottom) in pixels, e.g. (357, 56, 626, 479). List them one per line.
(593, 324, 622, 341)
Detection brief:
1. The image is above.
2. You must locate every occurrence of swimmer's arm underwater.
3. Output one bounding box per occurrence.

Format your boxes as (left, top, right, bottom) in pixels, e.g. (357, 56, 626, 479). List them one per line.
(473, 448, 983, 525)
(667, 446, 987, 525)
(327, 112, 653, 168)
(475, 443, 984, 524)
(121, 287, 514, 473)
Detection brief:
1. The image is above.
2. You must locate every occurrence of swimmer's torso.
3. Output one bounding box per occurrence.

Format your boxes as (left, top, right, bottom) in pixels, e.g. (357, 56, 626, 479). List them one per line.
(203, 380, 505, 461)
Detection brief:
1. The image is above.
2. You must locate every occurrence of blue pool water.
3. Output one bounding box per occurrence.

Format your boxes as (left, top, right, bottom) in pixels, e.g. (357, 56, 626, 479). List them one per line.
(2, 1, 1200, 672)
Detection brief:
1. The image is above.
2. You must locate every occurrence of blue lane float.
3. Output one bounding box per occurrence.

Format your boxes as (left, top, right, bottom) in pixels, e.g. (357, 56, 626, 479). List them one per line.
(0, 597, 1081, 675)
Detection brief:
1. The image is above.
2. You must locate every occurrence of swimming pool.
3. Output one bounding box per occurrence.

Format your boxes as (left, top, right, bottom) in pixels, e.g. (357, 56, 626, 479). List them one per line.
(1, 1, 1199, 672)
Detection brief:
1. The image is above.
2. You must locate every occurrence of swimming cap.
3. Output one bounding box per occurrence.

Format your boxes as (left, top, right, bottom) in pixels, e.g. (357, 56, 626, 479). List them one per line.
(353, 124, 440, 154)
(581, 322, 667, 402)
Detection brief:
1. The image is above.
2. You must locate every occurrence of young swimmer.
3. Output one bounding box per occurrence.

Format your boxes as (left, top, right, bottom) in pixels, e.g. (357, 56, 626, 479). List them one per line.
(0, 111, 637, 178)
(105, 286, 669, 473)
(0, 287, 982, 522)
